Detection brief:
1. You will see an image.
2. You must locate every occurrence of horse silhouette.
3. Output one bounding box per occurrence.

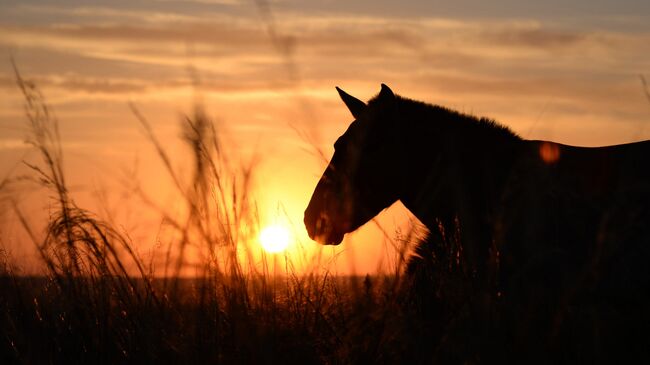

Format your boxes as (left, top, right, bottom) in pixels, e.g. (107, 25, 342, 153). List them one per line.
(304, 84, 650, 361)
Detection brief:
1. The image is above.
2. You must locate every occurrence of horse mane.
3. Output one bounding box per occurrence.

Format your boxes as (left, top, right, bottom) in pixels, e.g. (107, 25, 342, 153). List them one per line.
(368, 93, 521, 141)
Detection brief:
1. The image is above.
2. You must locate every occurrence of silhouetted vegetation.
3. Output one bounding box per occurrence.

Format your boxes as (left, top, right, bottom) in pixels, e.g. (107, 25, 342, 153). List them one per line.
(0, 69, 420, 365)
(3, 70, 650, 365)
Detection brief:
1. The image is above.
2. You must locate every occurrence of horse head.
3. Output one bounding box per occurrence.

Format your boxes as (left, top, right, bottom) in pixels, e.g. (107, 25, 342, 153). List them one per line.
(304, 84, 405, 245)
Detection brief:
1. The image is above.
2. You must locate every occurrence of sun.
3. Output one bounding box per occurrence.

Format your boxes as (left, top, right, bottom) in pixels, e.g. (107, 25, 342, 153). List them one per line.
(259, 224, 291, 253)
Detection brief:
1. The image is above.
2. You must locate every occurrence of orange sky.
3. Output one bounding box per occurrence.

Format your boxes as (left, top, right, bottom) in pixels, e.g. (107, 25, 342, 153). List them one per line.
(0, 0, 649, 275)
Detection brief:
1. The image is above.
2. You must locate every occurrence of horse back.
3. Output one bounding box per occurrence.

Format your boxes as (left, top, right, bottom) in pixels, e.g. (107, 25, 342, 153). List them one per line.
(500, 138, 650, 294)
(523, 139, 650, 199)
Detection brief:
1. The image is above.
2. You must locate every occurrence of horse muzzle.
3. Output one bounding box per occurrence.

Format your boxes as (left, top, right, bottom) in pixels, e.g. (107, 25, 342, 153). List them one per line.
(304, 210, 346, 245)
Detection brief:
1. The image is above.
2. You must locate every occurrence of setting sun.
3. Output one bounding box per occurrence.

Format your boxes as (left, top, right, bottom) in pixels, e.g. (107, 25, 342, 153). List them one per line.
(259, 225, 291, 253)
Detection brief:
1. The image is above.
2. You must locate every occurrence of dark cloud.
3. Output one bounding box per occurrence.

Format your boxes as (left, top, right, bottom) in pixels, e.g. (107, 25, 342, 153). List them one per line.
(0, 73, 147, 93)
(481, 27, 587, 49)
(0, 22, 266, 46)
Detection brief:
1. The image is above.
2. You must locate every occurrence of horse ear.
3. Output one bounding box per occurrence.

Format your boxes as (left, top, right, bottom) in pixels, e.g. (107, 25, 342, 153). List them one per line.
(377, 84, 397, 116)
(379, 84, 395, 100)
(336, 87, 367, 119)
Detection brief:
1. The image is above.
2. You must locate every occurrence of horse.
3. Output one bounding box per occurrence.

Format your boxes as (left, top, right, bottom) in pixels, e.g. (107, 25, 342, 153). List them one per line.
(304, 84, 650, 362)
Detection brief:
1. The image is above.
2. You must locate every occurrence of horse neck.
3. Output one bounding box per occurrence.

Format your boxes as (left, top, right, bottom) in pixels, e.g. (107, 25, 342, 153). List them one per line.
(396, 106, 521, 228)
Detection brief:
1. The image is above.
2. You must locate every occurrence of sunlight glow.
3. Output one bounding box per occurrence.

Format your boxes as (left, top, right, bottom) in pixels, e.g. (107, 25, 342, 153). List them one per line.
(259, 224, 291, 253)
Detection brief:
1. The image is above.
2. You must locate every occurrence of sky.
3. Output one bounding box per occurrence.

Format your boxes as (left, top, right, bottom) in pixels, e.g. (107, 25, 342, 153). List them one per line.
(0, 0, 649, 275)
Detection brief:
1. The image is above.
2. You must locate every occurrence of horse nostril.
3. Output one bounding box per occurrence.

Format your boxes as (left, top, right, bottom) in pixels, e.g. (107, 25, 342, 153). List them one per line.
(304, 209, 330, 238)
(316, 216, 328, 232)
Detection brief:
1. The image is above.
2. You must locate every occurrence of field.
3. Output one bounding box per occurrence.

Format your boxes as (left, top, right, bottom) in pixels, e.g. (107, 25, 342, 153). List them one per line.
(2, 63, 649, 364)
(0, 71, 443, 364)
(0, 10, 650, 356)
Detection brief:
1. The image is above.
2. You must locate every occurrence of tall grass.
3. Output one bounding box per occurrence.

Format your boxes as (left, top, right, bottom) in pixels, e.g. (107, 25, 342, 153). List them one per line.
(5, 65, 649, 364)
(1, 67, 443, 364)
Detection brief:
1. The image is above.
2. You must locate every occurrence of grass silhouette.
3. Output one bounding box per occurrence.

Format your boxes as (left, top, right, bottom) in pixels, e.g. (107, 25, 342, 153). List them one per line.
(3, 66, 649, 364)
(0, 67, 430, 365)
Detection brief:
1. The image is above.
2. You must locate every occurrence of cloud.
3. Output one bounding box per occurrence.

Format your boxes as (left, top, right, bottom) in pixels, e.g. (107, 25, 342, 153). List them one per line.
(1, 9, 648, 119)
(480, 27, 586, 49)
(0, 138, 29, 150)
(4, 14, 645, 66)
(12, 4, 210, 25)
(154, 0, 244, 4)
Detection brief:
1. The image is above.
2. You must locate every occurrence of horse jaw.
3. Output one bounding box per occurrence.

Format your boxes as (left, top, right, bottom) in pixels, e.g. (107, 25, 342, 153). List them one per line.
(303, 207, 347, 245)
